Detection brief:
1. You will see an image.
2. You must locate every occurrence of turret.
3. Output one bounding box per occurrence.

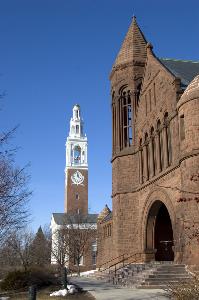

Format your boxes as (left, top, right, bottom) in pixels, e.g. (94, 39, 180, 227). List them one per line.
(177, 75, 199, 154)
(110, 17, 148, 154)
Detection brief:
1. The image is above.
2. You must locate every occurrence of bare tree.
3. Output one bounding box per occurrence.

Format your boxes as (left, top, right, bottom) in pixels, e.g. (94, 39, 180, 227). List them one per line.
(0, 125, 31, 244)
(5, 229, 34, 272)
(51, 213, 97, 275)
(51, 226, 70, 270)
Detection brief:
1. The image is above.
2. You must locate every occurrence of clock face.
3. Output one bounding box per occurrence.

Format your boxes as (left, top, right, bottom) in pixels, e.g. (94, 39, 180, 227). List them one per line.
(71, 170, 84, 186)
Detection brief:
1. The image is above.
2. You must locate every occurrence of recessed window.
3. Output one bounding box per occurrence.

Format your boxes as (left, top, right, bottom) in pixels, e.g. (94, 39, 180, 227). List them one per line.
(76, 125, 79, 134)
(180, 115, 185, 140)
(92, 241, 97, 265)
(74, 145, 81, 164)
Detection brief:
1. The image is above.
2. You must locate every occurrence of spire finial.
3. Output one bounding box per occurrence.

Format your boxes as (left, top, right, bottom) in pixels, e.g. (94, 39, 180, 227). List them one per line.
(146, 42, 153, 55)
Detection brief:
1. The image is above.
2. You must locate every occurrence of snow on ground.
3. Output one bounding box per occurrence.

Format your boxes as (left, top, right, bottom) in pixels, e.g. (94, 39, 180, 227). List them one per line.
(0, 297, 10, 300)
(50, 285, 77, 297)
(80, 269, 97, 276)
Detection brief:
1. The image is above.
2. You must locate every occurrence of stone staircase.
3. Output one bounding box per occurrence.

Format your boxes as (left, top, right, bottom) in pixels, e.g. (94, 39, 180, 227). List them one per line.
(90, 262, 192, 289)
(138, 263, 192, 289)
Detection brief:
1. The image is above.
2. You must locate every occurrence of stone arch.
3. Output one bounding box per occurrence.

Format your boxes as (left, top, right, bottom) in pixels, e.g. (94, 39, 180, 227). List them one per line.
(140, 188, 176, 261)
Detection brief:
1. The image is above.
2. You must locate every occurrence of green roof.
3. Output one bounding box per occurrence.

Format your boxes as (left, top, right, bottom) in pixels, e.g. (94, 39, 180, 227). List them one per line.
(160, 58, 199, 88)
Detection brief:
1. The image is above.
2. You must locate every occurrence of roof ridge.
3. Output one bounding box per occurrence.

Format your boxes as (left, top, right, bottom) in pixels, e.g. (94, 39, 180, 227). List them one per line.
(160, 57, 199, 64)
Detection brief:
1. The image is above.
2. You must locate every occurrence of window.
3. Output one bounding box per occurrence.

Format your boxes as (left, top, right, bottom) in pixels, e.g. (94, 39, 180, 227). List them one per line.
(113, 85, 133, 152)
(153, 83, 156, 106)
(180, 115, 185, 140)
(122, 90, 132, 148)
(92, 241, 97, 265)
(76, 125, 79, 134)
(164, 112, 172, 166)
(149, 89, 152, 112)
(136, 83, 142, 105)
(74, 145, 81, 164)
(76, 193, 79, 200)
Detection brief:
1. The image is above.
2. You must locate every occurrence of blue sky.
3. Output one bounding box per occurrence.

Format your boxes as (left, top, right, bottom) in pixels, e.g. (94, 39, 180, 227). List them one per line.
(0, 0, 198, 230)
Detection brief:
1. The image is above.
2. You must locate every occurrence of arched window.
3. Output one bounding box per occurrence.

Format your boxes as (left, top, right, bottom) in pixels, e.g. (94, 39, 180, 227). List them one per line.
(76, 125, 79, 134)
(120, 87, 132, 149)
(74, 145, 81, 165)
(164, 112, 172, 166)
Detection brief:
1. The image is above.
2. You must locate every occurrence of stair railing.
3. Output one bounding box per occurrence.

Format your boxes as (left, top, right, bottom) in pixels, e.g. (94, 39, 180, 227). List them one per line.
(99, 252, 143, 283)
(109, 252, 142, 284)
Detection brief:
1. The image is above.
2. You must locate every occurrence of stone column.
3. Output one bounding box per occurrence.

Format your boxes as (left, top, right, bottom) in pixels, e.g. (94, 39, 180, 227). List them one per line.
(149, 138, 155, 178)
(163, 124, 169, 169)
(139, 147, 143, 184)
(143, 143, 149, 181)
(155, 131, 161, 173)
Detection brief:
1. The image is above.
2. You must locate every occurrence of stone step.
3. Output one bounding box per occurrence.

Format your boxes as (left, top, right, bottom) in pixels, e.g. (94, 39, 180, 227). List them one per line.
(156, 267, 186, 272)
(144, 278, 190, 284)
(155, 270, 187, 274)
(148, 274, 191, 279)
(137, 284, 169, 289)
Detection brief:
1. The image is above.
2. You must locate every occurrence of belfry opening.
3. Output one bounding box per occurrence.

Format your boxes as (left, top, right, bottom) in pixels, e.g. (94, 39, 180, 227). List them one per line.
(146, 201, 174, 261)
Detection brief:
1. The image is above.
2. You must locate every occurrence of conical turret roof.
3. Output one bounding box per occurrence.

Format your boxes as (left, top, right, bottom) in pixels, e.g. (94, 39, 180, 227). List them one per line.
(177, 75, 199, 109)
(113, 17, 147, 68)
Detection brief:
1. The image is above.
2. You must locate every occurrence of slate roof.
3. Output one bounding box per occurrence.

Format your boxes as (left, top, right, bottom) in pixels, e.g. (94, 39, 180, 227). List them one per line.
(113, 16, 147, 68)
(52, 213, 98, 225)
(160, 58, 199, 88)
(102, 212, 113, 223)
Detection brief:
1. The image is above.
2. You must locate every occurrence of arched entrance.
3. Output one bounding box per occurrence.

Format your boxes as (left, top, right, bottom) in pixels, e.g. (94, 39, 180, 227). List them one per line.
(146, 200, 174, 261)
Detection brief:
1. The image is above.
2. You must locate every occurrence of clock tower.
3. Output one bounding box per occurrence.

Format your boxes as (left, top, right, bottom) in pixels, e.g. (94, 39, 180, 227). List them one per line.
(64, 104, 88, 215)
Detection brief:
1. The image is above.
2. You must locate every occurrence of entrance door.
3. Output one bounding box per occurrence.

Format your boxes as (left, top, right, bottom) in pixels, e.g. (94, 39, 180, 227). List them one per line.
(146, 201, 174, 261)
(154, 204, 174, 261)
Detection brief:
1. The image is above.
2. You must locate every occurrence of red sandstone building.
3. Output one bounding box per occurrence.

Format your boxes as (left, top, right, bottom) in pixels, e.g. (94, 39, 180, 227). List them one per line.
(98, 17, 199, 267)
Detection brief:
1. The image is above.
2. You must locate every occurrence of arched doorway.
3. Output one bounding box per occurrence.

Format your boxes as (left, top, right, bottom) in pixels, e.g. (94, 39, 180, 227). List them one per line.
(146, 200, 174, 261)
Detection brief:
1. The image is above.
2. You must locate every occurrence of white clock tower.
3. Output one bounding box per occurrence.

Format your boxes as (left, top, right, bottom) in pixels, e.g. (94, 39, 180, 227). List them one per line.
(64, 104, 88, 214)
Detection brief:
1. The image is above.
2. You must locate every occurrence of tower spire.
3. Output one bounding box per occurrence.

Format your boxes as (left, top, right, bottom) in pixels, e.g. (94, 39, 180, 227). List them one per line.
(112, 17, 147, 69)
(69, 104, 84, 138)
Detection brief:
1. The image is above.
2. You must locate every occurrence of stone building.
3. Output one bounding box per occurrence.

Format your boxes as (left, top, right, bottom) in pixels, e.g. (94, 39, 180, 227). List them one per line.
(51, 105, 97, 271)
(97, 17, 199, 267)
